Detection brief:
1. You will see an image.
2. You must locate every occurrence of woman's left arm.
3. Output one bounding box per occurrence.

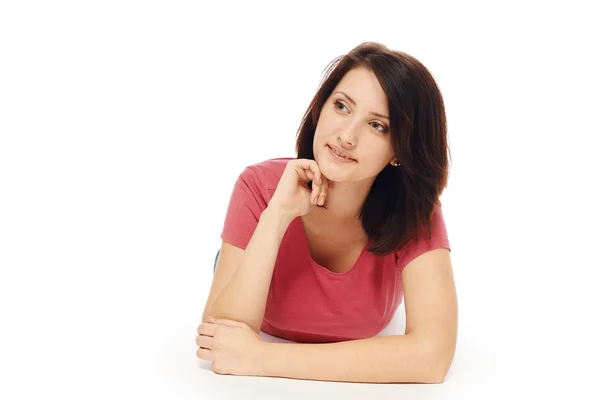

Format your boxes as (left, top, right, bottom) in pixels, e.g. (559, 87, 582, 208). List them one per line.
(261, 248, 458, 384)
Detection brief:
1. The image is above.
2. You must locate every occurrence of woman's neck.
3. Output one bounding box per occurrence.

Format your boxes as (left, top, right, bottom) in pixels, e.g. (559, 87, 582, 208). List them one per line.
(322, 178, 373, 220)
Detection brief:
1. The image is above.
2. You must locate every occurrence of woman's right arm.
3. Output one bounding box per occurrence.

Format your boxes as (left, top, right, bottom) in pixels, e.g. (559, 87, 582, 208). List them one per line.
(201, 159, 330, 334)
(201, 205, 294, 334)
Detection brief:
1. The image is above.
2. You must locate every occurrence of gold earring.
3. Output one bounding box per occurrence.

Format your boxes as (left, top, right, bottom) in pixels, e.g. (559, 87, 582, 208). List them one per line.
(392, 161, 400, 167)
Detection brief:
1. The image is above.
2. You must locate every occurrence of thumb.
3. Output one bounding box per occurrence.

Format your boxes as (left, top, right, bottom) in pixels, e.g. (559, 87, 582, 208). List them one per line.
(208, 316, 244, 328)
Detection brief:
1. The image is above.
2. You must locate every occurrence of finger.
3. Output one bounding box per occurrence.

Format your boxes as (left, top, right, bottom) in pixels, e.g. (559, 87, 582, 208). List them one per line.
(207, 317, 244, 328)
(306, 166, 322, 205)
(292, 160, 321, 205)
(315, 173, 329, 206)
(318, 176, 329, 206)
(294, 159, 320, 183)
(196, 335, 212, 349)
(196, 347, 213, 361)
(197, 322, 217, 337)
(305, 160, 321, 185)
(311, 178, 321, 205)
(298, 167, 319, 205)
(293, 161, 314, 182)
(300, 168, 314, 183)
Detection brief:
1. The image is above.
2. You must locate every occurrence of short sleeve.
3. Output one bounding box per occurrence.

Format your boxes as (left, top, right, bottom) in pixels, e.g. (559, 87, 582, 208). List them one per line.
(220, 167, 269, 250)
(396, 205, 451, 272)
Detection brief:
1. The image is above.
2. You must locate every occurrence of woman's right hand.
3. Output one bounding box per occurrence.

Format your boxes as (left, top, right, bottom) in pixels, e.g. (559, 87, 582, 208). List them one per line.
(268, 159, 332, 218)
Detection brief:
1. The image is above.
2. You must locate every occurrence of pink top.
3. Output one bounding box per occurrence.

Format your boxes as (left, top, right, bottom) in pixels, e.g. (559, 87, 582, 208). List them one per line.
(220, 158, 451, 343)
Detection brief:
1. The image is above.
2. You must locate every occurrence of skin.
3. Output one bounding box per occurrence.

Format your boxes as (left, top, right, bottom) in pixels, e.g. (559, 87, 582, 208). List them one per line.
(196, 66, 457, 383)
(311, 66, 399, 221)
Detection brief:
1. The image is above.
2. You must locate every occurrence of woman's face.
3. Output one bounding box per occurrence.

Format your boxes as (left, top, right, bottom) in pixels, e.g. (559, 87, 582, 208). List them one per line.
(313, 67, 396, 183)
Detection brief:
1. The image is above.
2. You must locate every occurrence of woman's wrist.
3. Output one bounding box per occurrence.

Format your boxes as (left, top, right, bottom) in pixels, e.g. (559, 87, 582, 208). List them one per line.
(263, 204, 296, 224)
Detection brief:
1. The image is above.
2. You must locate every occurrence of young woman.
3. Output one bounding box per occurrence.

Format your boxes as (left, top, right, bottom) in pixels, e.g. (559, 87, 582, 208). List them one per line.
(196, 42, 458, 384)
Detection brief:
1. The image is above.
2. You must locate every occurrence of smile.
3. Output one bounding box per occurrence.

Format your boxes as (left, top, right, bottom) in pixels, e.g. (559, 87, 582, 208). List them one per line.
(327, 145, 356, 162)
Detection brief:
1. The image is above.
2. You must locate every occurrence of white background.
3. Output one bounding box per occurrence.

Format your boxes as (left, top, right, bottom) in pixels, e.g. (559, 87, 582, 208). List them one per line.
(1, 0, 599, 398)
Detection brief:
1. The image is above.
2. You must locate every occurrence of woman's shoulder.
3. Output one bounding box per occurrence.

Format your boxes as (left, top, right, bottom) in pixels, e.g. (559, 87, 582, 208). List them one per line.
(392, 202, 450, 271)
(241, 157, 295, 191)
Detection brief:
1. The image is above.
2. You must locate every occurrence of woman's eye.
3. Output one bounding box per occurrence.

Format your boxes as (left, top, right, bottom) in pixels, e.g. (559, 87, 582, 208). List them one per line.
(371, 122, 388, 133)
(334, 101, 348, 112)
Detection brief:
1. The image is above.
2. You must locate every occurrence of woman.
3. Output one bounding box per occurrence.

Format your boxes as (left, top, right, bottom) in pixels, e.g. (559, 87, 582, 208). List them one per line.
(196, 42, 458, 384)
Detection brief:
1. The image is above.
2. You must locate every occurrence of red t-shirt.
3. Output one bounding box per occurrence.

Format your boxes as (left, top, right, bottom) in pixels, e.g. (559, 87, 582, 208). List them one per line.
(220, 158, 450, 343)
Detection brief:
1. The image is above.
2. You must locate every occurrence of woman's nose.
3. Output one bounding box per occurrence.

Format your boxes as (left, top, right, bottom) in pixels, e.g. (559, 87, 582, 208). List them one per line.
(338, 122, 359, 146)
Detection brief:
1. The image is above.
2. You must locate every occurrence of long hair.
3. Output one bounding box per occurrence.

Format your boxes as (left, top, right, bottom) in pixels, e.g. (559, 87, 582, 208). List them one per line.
(295, 42, 451, 255)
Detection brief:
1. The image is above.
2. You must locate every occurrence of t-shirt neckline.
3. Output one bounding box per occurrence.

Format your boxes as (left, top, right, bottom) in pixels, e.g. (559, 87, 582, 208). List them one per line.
(293, 216, 369, 277)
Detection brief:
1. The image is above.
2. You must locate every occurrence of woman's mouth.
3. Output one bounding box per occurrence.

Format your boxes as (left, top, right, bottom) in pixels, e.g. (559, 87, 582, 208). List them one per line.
(327, 145, 357, 163)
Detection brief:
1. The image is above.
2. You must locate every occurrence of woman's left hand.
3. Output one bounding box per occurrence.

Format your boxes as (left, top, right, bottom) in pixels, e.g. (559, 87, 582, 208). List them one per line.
(196, 317, 266, 376)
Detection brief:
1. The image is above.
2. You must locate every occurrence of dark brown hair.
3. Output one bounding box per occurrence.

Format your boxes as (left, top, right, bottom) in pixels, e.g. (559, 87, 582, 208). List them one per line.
(295, 42, 451, 256)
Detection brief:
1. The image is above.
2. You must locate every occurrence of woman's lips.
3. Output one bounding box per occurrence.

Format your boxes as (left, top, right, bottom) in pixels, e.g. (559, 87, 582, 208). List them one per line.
(327, 145, 356, 162)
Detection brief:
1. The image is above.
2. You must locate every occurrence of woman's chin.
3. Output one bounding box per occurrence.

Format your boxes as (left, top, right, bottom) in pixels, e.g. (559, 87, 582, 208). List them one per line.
(315, 159, 351, 182)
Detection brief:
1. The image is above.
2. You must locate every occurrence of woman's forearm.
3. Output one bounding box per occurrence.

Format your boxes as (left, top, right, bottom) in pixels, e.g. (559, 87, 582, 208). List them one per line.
(260, 334, 447, 384)
(204, 206, 294, 333)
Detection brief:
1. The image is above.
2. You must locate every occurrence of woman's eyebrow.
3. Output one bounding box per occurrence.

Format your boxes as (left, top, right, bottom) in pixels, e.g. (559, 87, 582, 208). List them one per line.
(334, 91, 389, 120)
